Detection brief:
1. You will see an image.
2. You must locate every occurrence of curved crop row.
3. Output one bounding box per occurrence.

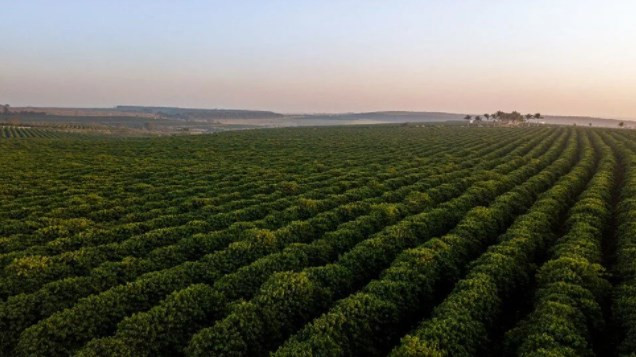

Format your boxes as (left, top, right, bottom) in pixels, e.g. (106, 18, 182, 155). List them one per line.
(0, 128, 534, 354)
(2, 138, 454, 290)
(0, 137, 419, 255)
(0, 167, 292, 251)
(389, 129, 598, 357)
(502, 131, 615, 355)
(0, 166, 387, 296)
(76, 129, 565, 356)
(1, 129, 467, 252)
(609, 131, 636, 354)
(273, 128, 578, 356)
(0, 126, 54, 139)
(2, 126, 476, 245)
(182, 129, 568, 356)
(12, 130, 556, 356)
(0, 127, 528, 242)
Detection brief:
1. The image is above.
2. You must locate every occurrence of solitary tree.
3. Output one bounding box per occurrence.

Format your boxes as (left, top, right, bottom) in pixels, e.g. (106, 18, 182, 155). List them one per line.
(484, 114, 490, 120)
(475, 116, 482, 122)
(534, 113, 542, 119)
(619, 121, 625, 128)
(525, 113, 533, 121)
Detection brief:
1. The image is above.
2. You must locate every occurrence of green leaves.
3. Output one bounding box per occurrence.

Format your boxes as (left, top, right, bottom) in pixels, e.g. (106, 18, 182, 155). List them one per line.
(10, 125, 636, 356)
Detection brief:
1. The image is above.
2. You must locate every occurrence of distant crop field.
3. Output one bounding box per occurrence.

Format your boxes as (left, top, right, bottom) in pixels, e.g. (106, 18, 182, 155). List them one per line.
(0, 125, 71, 139)
(1, 125, 635, 356)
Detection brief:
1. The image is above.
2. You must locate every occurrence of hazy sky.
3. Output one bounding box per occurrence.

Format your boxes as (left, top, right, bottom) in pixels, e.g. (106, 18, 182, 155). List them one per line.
(2, 1, 636, 118)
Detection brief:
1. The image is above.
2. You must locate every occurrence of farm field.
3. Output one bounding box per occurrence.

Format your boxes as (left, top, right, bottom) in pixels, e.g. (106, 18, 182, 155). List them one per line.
(0, 126, 75, 139)
(2, 125, 636, 356)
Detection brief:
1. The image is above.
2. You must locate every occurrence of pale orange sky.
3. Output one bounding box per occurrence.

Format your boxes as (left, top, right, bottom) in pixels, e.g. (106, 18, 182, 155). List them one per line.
(2, 1, 636, 119)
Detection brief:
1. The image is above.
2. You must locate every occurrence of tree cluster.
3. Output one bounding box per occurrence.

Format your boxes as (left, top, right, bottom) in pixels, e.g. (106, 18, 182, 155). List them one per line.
(464, 111, 542, 124)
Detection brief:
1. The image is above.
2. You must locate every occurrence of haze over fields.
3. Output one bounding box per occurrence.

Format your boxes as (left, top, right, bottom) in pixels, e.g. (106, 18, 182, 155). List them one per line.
(2, 1, 636, 121)
(6, 3, 636, 356)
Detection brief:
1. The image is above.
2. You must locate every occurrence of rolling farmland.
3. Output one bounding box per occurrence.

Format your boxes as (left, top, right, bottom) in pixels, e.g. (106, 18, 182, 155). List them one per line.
(0, 126, 73, 139)
(1, 125, 636, 356)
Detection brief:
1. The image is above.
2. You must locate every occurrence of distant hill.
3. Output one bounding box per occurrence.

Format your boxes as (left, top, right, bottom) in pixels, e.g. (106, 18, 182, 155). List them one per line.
(295, 111, 464, 122)
(298, 111, 632, 128)
(538, 115, 632, 128)
(6, 106, 633, 131)
(11, 106, 284, 121)
(114, 106, 284, 120)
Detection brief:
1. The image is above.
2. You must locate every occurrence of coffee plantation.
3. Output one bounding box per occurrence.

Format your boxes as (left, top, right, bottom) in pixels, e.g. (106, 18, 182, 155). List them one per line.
(1, 124, 635, 356)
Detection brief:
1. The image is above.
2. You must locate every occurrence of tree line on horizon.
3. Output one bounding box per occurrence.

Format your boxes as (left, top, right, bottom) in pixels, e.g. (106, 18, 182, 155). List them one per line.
(464, 111, 542, 124)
